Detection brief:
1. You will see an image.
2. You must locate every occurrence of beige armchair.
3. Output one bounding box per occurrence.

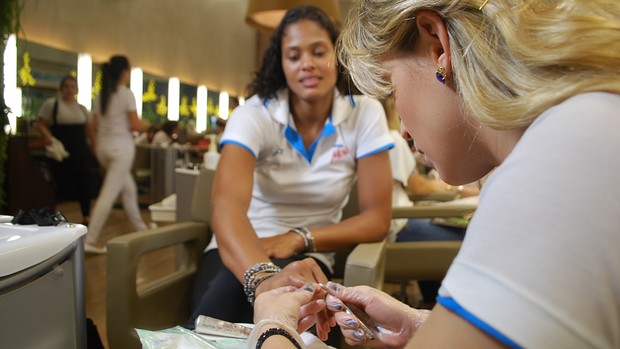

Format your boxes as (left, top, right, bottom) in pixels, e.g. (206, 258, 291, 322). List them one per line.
(344, 203, 477, 291)
(106, 169, 214, 349)
(105, 170, 364, 349)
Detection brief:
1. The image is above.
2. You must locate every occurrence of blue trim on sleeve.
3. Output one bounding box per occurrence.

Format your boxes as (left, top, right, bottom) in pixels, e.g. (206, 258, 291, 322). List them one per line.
(437, 296, 523, 349)
(357, 143, 394, 159)
(220, 140, 256, 158)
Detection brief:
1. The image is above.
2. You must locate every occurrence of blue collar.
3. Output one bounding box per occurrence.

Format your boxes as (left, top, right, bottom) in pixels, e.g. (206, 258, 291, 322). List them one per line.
(285, 115, 336, 163)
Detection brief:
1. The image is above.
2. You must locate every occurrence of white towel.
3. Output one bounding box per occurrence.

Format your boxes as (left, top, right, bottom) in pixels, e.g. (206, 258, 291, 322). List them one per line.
(45, 137, 70, 162)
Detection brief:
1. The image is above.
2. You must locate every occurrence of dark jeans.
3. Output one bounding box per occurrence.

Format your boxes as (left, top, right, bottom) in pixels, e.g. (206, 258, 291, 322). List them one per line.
(188, 249, 332, 328)
(396, 218, 465, 302)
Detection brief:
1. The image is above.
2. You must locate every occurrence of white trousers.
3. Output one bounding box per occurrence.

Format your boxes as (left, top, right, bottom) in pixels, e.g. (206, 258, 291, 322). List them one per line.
(85, 141, 146, 244)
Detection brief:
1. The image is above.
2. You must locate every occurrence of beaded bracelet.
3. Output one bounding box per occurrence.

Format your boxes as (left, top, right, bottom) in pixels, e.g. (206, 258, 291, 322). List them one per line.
(256, 327, 302, 349)
(247, 320, 304, 349)
(243, 262, 281, 305)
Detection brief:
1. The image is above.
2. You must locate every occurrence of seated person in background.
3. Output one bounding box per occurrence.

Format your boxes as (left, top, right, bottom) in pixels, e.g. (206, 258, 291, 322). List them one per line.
(188, 6, 393, 340)
(385, 97, 479, 308)
(247, 0, 620, 348)
(151, 120, 179, 146)
(134, 125, 158, 144)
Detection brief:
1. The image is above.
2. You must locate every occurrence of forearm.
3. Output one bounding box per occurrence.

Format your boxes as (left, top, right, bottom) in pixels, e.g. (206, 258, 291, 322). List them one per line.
(310, 208, 390, 252)
(212, 203, 271, 282)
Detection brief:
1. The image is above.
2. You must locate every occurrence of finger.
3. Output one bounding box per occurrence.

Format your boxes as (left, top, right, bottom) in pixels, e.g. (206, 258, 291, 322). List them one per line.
(299, 299, 326, 319)
(298, 314, 316, 333)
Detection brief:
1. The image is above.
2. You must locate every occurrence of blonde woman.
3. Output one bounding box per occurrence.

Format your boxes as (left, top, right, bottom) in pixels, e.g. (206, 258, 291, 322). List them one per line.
(247, 0, 620, 348)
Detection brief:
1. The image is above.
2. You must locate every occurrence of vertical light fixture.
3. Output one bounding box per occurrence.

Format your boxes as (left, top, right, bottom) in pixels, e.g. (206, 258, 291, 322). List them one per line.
(238, 96, 245, 106)
(219, 91, 229, 120)
(3, 34, 19, 134)
(130, 67, 143, 117)
(167, 77, 180, 121)
(196, 85, 208, 133)
(77, 53, 92, 110)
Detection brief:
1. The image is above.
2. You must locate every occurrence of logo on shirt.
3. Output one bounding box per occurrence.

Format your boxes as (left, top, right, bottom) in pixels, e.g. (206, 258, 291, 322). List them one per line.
(273, 148, 284, 156)
(332, 144, 350, 161)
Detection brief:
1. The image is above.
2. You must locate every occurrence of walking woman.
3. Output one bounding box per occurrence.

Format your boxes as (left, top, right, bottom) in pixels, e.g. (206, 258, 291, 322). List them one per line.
(85, 55, 148, 254)
(37, 75, 96, 225)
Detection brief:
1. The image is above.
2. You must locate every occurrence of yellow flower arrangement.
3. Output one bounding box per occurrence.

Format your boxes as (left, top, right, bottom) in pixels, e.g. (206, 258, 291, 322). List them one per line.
(19, 52, 36, 87)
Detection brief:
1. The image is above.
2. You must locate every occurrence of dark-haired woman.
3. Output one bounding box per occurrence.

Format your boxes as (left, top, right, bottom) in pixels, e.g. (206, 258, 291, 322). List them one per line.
(188, 6, 393, 338)
(85, 55, 148, 254)
(37, 75, 96, 225)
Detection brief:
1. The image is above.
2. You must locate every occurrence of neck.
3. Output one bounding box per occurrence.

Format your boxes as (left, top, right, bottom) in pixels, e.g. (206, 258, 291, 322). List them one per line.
(61, 96, 75, 103)
(483, 126, 527, 166)
(289, 93, 333, 128)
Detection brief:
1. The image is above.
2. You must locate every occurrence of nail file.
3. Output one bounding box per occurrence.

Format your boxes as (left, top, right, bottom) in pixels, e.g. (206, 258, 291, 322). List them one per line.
(319, 283, 376, 340)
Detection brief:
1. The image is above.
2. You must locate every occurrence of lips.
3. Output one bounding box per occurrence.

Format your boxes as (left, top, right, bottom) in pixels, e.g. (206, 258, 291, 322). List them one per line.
(300, 76, 321, 87)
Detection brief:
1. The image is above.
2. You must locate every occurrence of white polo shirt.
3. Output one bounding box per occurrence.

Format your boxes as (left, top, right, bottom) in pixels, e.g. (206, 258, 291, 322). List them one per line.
(207, 88, 393, 268)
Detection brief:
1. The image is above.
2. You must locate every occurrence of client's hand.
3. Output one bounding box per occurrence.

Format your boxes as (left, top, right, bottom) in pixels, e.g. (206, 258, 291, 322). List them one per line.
(325, 282, 430, 348)
(260, 232, 304, 259)
(254, 284, 326, 333)
(255, 258, 333, 340)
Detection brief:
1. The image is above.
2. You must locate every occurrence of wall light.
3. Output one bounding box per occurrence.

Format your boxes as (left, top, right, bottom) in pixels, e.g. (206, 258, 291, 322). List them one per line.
(246, 0, 341, 30)
(219, 91, 229, 120)
(3, 34, 19, 134)
(238, 96, 245, 106)
(77, 53, 92, 110)
(167, 77, 180, 121)
(130, 67, 143, 117)
(196, 85, 208, 133)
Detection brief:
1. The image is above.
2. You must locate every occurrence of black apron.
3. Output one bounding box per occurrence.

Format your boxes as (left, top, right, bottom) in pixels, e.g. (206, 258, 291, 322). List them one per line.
(49, 100, 96, 200)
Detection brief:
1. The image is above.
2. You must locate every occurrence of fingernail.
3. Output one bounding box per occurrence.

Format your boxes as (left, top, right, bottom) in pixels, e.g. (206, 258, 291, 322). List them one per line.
(328, 301, 343, 310)
(352, 330, 365, 341)
(343, 318, 358, 329)
(303, 283, 315, 292)
(327, 281, 342, 292)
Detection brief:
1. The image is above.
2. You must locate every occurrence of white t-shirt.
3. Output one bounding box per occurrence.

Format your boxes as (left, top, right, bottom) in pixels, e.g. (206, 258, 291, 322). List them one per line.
(93, 85, 136, 143)
(438, 92, 620, 349)
(388, 130, 417, 239)
(207, 88, 394, 269)
(38, 97, 90, 125)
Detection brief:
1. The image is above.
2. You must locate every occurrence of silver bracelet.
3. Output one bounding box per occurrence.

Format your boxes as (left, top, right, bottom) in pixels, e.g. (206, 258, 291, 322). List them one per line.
(243, 262, 281, 305)
(292, 227, 316, 252)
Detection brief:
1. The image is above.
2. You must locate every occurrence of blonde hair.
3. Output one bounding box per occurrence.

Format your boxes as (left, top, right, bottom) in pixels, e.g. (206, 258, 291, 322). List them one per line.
(338, 0, 620, 129)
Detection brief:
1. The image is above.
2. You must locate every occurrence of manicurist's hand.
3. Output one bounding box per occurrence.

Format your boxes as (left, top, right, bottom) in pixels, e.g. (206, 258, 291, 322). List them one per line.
(255, 258, 334, 339)
(254, 284, 327, 333)
(325, 282, 430, 348)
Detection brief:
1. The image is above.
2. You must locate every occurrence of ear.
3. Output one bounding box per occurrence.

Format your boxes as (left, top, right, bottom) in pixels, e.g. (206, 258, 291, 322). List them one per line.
(415, 11, 452, 77)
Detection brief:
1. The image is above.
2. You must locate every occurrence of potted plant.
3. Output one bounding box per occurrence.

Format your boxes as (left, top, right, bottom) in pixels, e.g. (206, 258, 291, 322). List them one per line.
(0, 0, 22, 210)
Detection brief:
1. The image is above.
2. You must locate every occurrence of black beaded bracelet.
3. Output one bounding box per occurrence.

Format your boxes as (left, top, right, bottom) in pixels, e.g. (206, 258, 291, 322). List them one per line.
(256, 327, 302, 349)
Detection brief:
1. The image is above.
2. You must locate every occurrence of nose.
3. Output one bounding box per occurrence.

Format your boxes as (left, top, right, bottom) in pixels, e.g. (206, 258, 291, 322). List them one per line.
(301, 54, 315, 70)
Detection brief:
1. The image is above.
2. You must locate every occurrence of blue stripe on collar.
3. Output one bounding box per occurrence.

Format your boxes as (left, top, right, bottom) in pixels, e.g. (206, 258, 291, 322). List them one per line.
(285, 115, 336, 163)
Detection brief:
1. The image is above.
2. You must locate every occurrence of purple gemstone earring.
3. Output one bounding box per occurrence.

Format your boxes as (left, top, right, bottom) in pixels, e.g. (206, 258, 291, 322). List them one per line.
(435, 66, 447, 84)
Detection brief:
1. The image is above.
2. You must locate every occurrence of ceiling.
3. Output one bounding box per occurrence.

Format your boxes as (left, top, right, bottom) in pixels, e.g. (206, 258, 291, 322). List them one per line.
(19, 0, 353, 98)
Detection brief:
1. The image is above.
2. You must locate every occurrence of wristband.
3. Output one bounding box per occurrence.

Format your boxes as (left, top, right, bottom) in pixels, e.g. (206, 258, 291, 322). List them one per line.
(246, 320, 305, 349)
(256, 328, 302, 349)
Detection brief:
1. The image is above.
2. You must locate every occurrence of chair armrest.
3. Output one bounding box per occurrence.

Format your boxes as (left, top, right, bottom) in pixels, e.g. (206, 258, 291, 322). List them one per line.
(384, 241, 461, 281)
(409, 190, 458, 203)
(392, 204, 476, 219)
(106, 221, 210, 349)
(343, 240, 387, 289)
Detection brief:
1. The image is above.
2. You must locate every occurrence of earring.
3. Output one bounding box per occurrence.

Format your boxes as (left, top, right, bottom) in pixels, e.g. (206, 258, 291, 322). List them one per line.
(435, 66, 447, 84)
